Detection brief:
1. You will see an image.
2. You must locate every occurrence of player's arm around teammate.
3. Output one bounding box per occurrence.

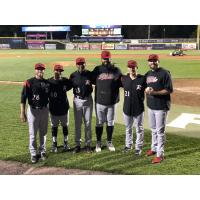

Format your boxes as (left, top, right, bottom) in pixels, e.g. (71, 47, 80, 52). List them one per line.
(20, 63, 50, 164)
(69, 57, 93, 153)
(145, 54, 173, 164)
(91, 50, 122, 153)
(48, 64, 72, 153)
(121, 60, 146, 156)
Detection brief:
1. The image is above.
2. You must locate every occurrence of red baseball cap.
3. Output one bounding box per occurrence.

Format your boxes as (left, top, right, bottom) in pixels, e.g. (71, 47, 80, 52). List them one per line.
(127, 60, 138, 69)
(35, 63, 46, 70)
(101, 50, 111, 59)
(76, 57, 86, 65)
(148, 54, 159, 61)
(54, 64, 64, 72)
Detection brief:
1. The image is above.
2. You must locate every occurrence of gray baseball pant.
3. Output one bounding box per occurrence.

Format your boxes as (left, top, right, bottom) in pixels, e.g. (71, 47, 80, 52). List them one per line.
(27, 106, 49, 156)
(148, 108, 168, 157)
(50, 112, 69, 127)
(95, 103, 115, 127)
(123, 112, 144, 150)
(73, 95, 93, 146)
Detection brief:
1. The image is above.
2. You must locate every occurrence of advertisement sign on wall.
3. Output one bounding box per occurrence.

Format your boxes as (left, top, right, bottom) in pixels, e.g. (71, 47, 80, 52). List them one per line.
(0, 44, 11, 49)
(102, 43, 115, 50)
(115, 43, 127, 50)
(182, 43, 196, 50)
(89, 44, 102, 50)
(65, 43, 76, 50)
(45, 44, 56, 50)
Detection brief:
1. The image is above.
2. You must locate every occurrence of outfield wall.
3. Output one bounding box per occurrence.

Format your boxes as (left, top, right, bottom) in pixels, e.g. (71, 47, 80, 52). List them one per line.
(0, 37, 197, 50)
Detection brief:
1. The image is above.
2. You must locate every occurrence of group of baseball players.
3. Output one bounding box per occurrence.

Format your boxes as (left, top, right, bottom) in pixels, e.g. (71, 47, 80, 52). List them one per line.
(20, 50, 173, 165)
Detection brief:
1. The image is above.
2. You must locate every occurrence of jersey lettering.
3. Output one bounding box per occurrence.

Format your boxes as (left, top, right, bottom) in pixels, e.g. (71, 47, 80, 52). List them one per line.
(146, 76, 158, 84)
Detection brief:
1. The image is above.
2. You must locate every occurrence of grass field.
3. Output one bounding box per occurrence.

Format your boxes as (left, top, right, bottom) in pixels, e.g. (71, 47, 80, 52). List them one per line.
(0, 49, 200, 174)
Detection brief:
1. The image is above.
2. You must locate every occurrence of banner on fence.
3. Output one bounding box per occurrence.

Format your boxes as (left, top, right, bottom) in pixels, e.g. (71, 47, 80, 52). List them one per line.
(89, 44, 102, 50)
(65, 43, 76, 50)
(102, 43, 115, 50)
(78, 43, 90, 50)
(128, 44, 152, 50)
(45, 44, 56, 50)
(182, 43, 196, 50)
(115, 43, 127, 50)
(27, 41, 45, 50)
(0, 44, 10, 49)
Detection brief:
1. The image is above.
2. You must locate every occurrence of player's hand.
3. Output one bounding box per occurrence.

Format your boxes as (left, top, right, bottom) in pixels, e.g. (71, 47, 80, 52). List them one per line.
(20, 112, 27, 122)
(145, 87, 154, 95)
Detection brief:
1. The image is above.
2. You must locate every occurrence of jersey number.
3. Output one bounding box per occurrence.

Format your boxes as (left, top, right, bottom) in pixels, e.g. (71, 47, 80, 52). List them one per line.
(32, 94, 40, 101)
(125, 91, 130, 97)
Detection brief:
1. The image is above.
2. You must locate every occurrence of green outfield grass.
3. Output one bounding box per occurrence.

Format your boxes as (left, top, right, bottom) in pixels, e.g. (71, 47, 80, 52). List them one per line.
(0, 50, 200, 81)
(0, 49, 200, 174)
(1, 84, 200, 174)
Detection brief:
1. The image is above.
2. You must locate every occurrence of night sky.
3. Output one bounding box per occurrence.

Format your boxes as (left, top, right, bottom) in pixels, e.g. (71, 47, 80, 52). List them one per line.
(0, 25, 197, 39)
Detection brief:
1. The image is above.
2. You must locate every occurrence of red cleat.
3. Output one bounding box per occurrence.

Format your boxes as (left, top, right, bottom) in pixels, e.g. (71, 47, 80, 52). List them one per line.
(152, 156, 164, 164)
(146, 149, 156, 156)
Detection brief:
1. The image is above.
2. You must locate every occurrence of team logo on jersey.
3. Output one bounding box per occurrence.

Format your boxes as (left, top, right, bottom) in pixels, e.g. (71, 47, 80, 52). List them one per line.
(136, 85, 142, 90)
(146, 76, 158, 83)
(98, 73, 115, 80)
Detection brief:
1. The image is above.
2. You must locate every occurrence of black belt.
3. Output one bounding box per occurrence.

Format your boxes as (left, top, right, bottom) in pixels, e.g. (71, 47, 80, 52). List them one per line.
(31, 106, 47, 110)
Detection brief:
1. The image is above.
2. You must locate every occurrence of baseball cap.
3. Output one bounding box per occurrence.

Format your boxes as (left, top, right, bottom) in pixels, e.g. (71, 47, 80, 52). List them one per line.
(76, 57, 86, 65)
(35, 63, 46, 70)
(54, 64, 64, 72)
(127, 60, 138, 69)
(101, 50, 111, 59)
(148, 54, 159, 61)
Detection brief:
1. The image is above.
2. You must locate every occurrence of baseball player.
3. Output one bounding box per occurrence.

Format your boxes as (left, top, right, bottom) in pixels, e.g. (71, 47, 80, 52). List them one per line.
(70, 57, 93, 153)
(91, 50, 122, 152)
(20, 63, 50, 164)
(121, 60, 146, 155)
(48, 64, 72, 153)
(145, 54, 173, 164)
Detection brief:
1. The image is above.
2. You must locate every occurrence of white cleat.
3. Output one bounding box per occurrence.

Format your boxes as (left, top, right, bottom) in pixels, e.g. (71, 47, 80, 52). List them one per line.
(107, 142, 115, 152)
(95, 143, 101, 153)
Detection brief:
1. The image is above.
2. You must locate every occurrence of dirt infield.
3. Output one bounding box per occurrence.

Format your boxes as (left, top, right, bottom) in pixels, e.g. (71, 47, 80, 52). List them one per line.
(0, 160, 110, 175)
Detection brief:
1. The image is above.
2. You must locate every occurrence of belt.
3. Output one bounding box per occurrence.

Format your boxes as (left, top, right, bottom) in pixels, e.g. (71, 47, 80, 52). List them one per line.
(31, 106, 47, 110)
(74, 95, 90, 100)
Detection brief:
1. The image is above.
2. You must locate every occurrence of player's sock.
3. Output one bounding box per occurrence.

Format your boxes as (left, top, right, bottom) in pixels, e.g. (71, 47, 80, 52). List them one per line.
(106, 126, 114, 142)
(62, 126, 68, 142)
(96, 126, 103, 142)
(52, 127, 58, 142)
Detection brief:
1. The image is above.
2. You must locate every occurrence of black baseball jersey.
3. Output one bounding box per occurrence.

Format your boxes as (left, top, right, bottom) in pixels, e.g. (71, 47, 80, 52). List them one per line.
(48, 77, 72, 116)
(70, 70, 93, 98)
(92, 63, 122, 105)
(145, 67, 173, 110)
(121, 74, 146, 116)
(21, 77, 49, 108)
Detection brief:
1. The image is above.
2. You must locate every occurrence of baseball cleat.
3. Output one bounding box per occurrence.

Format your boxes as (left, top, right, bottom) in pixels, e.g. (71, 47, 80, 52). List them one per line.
(123, 146, 132, 153)
(146, 149, 156, 156)
(135, 149, 142, 156)
(95, 143, 102, 152)
(31, 155, 37, 164)
(152, 156, 164, 164)
(63, 141, 70, 152)
(85, 145, 92, 153)
(73, 146, 81, 154)
(51, 142, 58, 153)
(41, 153, 47, 161)
(107, 142, 115, 152)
